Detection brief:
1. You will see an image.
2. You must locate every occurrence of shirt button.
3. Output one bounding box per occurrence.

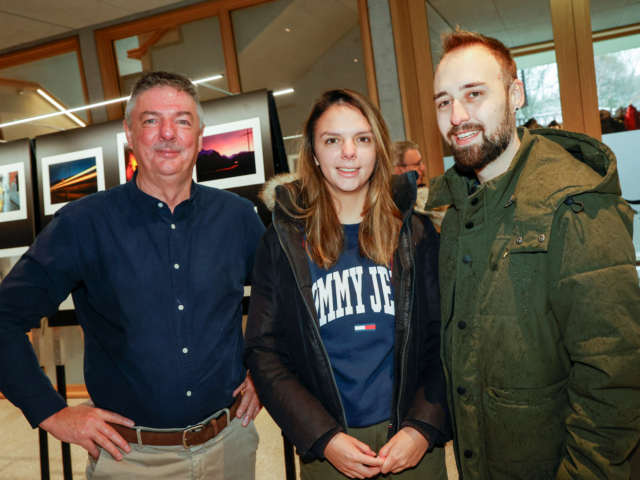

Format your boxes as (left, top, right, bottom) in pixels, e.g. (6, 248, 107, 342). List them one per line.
(158, 202, 163, 208)
(178, 305, 184, 311)
(470, 198, 479, 206)
(538, 234, 546, 243)
(171, 224, 176, 230)
(183, 348, 188, 354)
(462, 255, 471, 264)
(457, 386, 467, 395)
(516, 237, 523, 245)
(458, 321, 467, 329)
(465, 222, 474, 229)
(174, 263, 180, 269)
(464, 450, 473, 459)
(186, 391, 192, 397)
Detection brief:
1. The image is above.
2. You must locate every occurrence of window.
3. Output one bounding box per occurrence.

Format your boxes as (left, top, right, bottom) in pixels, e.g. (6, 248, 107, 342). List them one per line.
(0, 38, 89, 142)
(113, 16, 229, 102)
(231, 0, 370, 158)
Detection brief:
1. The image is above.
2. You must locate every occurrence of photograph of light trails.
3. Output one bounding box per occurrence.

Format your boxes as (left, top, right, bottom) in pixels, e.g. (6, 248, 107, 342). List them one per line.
(48, 157, 98, 205)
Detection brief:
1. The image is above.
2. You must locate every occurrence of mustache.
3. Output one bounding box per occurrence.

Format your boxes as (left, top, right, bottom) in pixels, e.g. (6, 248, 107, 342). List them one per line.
(152, 141, 185, 152)
(447, 123, 485, 140)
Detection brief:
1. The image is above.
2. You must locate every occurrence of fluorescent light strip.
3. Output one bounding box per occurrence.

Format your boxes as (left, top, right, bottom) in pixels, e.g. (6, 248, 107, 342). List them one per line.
(0, 73, 225, 130)
(37, 89, 86, 127)
(273, 88, 294, 96)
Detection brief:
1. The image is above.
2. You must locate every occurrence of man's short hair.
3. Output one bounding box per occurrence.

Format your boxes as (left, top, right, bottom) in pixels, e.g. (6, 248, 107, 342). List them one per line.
(392, 140, 420, 167)
(124, 71, 204, 129)
(440, 27, 517, 89)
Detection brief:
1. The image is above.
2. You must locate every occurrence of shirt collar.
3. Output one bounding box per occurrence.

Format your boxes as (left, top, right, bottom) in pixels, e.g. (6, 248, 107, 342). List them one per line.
(126, 170, 198, 219)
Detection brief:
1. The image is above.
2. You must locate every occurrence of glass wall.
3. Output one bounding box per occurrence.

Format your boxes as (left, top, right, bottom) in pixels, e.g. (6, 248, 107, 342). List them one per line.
(231, 0, 369, 161)
(0, 50, 88, 142)
(113, 16, 229, 102)
(589, 3, 640, 261)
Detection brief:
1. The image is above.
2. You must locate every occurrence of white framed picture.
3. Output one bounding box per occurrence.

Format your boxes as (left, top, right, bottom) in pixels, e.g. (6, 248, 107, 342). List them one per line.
(194, 117, 265, 190)
(0, 162, 28, 223)
(41, 147, 105, 216)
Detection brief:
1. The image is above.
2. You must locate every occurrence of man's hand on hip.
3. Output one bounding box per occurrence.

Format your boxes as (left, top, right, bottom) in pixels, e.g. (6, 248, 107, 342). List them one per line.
(39, 404, 134, 460)
(233, 375, 262, 427)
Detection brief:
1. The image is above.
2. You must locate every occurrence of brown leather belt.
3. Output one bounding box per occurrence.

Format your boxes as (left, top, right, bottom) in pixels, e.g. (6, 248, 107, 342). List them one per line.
(108, 395, 242, 448)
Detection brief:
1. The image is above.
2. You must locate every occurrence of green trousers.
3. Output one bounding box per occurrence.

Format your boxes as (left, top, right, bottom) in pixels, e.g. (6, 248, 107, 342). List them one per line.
(300, 421, 448, 480)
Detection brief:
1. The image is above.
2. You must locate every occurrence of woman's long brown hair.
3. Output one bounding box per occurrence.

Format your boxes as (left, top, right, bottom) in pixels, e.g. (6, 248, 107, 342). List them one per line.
(283, 89, 402, 269)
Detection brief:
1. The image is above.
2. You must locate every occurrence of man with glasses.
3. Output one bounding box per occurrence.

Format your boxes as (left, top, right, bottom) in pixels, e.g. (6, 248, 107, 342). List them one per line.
(392, 141, 426, 186)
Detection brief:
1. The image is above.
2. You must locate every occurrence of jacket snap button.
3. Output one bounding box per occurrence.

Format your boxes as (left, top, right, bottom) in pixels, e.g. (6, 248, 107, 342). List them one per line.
(470, 198, 479, 206)
(538, 234, 546, 242)
(516, 237, 523, 245)
(462, 255, 471, 264)
(465, 222, 474, 229)
(457, 386, 466, 395)
(464, 450, 473, 459)
(458, 321, 466, 330)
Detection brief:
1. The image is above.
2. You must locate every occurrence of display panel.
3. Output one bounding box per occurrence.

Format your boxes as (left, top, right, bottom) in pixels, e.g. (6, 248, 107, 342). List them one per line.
(0, 162, 28, 223)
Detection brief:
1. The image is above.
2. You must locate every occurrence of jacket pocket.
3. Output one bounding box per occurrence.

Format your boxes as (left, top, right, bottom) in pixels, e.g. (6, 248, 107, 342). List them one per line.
(482, 378, 568, 465)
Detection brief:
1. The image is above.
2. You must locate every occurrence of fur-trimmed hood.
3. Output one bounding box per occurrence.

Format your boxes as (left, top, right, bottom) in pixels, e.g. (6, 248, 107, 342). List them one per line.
(259, 172, 445, 229)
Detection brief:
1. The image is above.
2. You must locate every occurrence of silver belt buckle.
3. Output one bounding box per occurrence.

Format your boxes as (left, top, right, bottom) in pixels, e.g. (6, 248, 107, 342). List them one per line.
(182, 423, 205, 449)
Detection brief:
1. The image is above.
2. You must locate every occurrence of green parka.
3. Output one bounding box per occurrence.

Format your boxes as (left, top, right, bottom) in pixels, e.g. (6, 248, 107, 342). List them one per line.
(427, 128, 640, 479)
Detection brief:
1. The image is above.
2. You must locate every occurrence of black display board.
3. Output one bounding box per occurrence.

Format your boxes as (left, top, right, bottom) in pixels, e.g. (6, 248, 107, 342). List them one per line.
(0, 139, 37, 249)
(34, 121, 124, 231)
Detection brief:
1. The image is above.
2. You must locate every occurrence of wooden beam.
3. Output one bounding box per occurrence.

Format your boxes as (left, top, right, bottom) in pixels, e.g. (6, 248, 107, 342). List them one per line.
(357, 0, 379, 107)
(572, 0, 600, 140)
(389, 0, 443, 180)
(0, 37, 78, 70)
(408, 0, 443, 178)
(219, 7, 242, 94)
(550, 0, 601, 139)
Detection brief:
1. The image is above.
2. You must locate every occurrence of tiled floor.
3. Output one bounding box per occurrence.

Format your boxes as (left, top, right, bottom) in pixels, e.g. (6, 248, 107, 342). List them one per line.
(0, 399, 458, 479)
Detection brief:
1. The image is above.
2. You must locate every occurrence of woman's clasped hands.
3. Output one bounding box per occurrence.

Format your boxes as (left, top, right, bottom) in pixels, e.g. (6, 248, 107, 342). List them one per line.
(323, 427, 429, 479)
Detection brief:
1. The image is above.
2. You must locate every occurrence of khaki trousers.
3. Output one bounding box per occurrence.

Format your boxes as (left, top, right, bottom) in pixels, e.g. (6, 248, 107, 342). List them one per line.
(300, 421, 448, 480)
(86, 416, 259, 480)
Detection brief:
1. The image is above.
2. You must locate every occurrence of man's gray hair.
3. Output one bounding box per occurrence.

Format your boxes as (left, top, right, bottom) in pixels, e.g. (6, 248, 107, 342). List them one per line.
(391, 140, 420, 166)
(124, 71, 205, 130)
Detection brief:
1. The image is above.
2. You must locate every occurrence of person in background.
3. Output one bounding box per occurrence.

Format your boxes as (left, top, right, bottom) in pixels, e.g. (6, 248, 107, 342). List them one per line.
(392, 140, 426, 186)
(547, 119, 562, 129)
(523, 117, 541, 129)
(245, 89, 450, 479)
(392, 140, 446, 232)
(0, 71, 264, 479)
(428, 28, 640, 479)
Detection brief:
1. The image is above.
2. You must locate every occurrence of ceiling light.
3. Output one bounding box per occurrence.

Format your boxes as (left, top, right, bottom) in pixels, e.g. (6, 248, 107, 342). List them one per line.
(37, 89, 86, 127)
(354, 59, 358, 62)
(0, 74, 225, 130)
(193, 75, 223, 84)
(273, 88, 294, 96)
(285, 28, 290, 32)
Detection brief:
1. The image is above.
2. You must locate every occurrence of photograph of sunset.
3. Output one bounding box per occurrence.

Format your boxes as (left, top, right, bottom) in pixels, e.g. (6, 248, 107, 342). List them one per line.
(196, 127, 257, 183)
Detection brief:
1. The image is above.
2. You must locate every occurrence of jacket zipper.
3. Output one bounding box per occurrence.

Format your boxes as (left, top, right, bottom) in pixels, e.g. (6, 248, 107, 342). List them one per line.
(273, 202, 348, 430)
(389, 215, 414, 437)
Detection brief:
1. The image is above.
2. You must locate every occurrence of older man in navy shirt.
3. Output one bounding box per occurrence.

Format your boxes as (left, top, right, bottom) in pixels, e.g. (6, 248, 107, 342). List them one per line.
(0, 71, 265, 478)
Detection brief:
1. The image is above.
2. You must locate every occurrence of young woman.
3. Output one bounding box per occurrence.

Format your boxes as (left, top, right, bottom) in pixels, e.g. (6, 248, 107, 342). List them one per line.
(244, 89, 450, 479)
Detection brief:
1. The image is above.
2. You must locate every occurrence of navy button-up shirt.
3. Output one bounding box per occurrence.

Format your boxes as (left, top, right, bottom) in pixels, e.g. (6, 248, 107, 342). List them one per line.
(0, 175, 264, 429)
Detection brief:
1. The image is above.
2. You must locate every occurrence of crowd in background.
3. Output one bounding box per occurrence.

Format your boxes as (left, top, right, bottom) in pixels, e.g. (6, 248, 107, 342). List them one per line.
(522, 104, 639, 134)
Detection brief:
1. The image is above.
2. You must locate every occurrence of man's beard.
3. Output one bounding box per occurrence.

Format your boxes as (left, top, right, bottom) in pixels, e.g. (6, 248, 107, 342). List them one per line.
(448, 105, 514, 176)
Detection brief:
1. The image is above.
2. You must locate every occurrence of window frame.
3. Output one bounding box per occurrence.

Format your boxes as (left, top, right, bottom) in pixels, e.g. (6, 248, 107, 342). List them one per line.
(95, 0, 379, 121)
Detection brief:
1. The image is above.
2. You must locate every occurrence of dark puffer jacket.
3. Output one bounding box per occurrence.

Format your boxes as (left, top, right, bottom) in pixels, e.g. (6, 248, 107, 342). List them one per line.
(244, 172, 451, 458)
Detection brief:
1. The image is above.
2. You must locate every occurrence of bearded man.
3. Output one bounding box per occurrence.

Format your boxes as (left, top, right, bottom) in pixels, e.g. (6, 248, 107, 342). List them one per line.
(427, 29, 640, 479)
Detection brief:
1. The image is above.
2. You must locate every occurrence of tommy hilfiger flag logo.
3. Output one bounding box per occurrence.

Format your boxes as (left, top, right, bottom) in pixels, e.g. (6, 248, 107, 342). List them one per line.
(354, 324, 376, 331)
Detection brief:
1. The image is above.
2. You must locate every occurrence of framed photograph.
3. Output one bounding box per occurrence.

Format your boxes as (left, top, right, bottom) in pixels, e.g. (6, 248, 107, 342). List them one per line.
(117, 132, 138, 184)
(0, 246, 28, 283)
(0, 162, 28, 223)
(41, 147, 105, 216)
(195, 117, 265, 190)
